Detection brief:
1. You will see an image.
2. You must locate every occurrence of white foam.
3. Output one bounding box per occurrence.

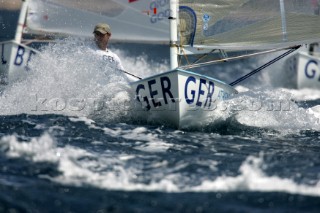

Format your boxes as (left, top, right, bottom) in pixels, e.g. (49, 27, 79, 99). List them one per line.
(53, 151, 320, 197)
(308, 105, 320, 121)
(103, 126, 174, 152)
(191, 154, 320, 197)
(0, 38, 165, 122)
(1, 133, 59, 162)
(69, 117, 96, 126)
(2, 134, 319, 196)
(221, 88, 320, 133)
(283, 88, 320, 101)
(0, 133, 92, 163)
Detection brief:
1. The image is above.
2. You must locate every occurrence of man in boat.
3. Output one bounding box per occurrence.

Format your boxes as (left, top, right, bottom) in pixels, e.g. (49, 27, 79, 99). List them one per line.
(92, 23, 124, 71)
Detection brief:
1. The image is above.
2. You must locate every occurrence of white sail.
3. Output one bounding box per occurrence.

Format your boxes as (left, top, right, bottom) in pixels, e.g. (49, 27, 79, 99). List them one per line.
(26, 0, 170, 43)
(179, 0, 320, 50)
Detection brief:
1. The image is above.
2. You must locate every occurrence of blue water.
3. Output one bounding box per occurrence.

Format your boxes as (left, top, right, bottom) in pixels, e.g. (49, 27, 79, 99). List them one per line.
(1, 9, 320, 213)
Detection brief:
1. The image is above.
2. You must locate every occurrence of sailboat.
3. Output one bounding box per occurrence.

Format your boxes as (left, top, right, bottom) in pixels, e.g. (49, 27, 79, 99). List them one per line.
(285, 43, 320, 89)
(2, 0, 320, 128)
(284, 0, 320, 89)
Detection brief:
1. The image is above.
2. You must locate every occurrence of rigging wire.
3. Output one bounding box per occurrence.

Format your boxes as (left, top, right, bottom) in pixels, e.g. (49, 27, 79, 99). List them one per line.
(229, 45, 301, 86)
(179, 46, 300, 70)
(119, 69, 142, 80)
(190, 49, 216, 65)
(121, 45, 300, 82)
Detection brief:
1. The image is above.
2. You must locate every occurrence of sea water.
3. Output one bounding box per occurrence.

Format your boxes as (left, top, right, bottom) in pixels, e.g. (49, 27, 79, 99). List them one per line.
(1, 11, 320, 213)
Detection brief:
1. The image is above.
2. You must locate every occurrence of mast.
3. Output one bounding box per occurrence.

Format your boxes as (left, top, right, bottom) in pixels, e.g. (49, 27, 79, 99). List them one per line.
(169, 0, 178, 69)
(14, 0, 29, 43)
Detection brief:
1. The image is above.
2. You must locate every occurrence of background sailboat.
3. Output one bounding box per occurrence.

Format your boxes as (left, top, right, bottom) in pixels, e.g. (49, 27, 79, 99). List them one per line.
(285, 43, 320, 89)
(0, 0, 170, 84)
(25, 0, 169, 43)
(283, 0, 320, 89)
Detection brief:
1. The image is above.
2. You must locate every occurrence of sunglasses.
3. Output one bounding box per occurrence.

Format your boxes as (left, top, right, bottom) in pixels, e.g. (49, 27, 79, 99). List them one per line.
(94, 31, 109, 36)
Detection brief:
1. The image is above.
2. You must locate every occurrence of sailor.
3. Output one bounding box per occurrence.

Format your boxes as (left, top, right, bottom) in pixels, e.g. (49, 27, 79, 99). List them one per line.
(92, 23, 124, 70)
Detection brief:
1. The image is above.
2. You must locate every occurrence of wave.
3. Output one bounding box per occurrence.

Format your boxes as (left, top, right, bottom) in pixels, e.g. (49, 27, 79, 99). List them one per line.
(1, 133, 319, 197)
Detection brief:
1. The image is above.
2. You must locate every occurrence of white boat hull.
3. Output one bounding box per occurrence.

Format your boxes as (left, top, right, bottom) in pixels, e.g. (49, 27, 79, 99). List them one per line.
(130, 69, 237, 129)
(0, 40, 38, 85)
(297, 51, 320, 89)
(286, 46, 320, 89)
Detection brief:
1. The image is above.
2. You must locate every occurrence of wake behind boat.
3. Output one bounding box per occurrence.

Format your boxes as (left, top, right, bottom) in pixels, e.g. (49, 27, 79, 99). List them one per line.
(2, 0, 320, 128)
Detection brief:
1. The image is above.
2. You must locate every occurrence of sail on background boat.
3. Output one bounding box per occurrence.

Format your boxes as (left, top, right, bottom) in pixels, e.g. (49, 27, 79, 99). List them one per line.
(25, 0, 170, 43)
